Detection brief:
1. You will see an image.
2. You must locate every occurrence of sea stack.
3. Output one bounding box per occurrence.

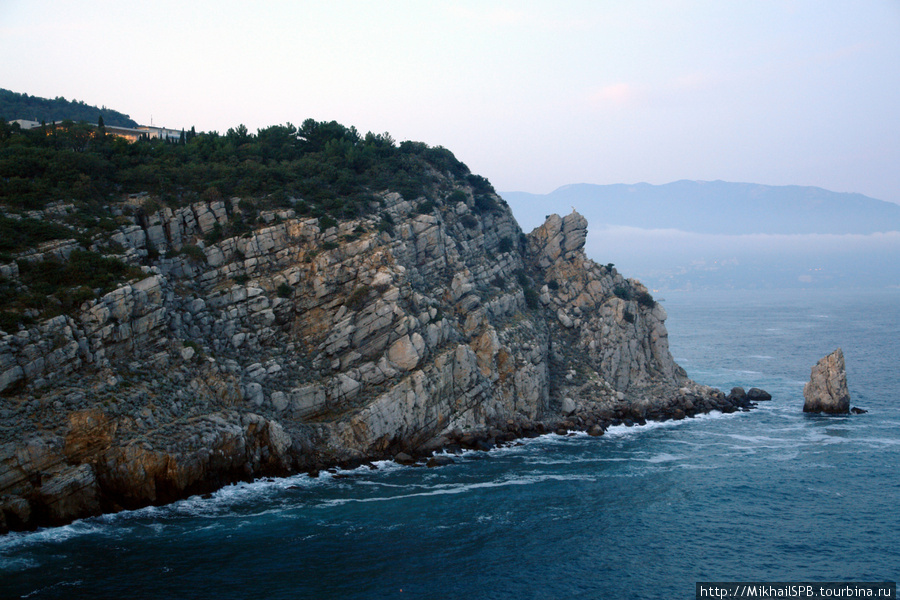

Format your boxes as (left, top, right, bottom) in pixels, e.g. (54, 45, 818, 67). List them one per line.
(802, 348, 850, 414)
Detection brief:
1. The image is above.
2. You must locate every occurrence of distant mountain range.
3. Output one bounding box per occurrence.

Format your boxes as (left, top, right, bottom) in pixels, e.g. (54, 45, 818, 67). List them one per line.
(501, 180, 900, 235)
(0, 88, 139, 128)
(502, 181, 900, 290)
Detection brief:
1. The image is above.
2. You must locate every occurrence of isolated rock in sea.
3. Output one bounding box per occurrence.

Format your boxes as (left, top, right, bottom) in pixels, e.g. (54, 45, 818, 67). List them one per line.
(394, 452, 415, 465)
(747, 388, 772, 401)
(802, 348, 850, 414)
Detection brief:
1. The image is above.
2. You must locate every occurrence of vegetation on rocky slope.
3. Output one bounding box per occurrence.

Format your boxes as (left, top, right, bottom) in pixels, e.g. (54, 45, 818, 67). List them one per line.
(0, 117, 508, 333)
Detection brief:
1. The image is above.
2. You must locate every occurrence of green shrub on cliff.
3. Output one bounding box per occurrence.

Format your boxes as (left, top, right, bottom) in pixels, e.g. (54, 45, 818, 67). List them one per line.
(345, 285, 371, 311)
(523, 286, 540, 310)
(635, 290, 656, 309)
(613, 286, 631, 301)
(179, 244, 207, 263)
(318, 215, 338, 232)
(4, 251, 144, 323)
(0, 310, 32, 333)
(0, 215, 75, 252)
(515, 269, 530, 288)
(276, 282, 293, 298)
(460, 214, 478, 229)
(447, 190, 467, 205)
(473, 194, 500, 214)
(18, 250, 142, 294)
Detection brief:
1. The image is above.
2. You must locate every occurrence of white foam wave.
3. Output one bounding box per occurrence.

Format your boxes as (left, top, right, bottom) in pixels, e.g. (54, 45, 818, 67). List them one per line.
(21, 579, 85, 598)
(645, 452, 686, 463)
(0, 520, 127, 573)
(726, 433, 786, 444)
(317, 473, 596, 507)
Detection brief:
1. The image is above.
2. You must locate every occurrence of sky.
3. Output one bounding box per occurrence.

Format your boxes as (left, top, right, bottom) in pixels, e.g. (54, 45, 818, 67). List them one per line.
(2, 1, 899, 203)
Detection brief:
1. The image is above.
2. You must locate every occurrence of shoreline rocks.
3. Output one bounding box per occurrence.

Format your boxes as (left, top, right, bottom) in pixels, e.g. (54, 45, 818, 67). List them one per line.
(399, 385, 770, 463)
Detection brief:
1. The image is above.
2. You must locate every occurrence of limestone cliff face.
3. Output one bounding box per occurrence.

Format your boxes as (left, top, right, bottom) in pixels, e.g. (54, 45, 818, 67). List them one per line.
(0, 181, 718, 532)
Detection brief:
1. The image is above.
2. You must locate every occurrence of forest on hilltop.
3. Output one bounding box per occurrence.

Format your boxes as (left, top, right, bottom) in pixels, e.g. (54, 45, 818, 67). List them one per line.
(0, 117, 492, 215)
(0, 88, 139, 128)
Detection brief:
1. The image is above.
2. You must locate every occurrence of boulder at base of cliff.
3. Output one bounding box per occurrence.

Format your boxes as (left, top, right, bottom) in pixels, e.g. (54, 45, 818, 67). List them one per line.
(803, 348, 850, 414)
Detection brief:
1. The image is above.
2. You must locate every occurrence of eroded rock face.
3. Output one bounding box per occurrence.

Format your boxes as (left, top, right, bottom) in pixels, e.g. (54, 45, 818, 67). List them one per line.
(803, 348, 850, 414)
(0, 190, 721, 532)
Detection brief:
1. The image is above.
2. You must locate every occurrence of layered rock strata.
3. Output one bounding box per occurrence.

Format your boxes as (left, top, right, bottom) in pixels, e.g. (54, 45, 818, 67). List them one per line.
(1, 185, 751, 532)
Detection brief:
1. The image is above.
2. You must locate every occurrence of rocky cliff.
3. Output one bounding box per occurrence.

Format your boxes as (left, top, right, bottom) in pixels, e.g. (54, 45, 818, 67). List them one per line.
(803, 348, 851, 414)
(0, 177, 740, 532)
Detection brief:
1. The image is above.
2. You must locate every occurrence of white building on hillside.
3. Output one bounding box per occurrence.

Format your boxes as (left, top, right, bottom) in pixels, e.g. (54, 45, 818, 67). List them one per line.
(136, 126, 182, 141)
(6, 119, 184, 142)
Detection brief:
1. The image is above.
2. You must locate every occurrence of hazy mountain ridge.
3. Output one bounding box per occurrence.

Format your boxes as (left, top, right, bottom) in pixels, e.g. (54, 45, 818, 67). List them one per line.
(502, 181, 900, 291)
(502, 180, 900, 235)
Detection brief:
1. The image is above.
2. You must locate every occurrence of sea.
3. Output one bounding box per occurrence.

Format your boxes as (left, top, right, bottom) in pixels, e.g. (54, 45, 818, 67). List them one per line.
(1, 287, 898, 599)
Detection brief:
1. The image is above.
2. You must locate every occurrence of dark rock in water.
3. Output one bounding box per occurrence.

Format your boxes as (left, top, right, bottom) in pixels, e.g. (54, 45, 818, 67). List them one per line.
(1, 498, 31, 530)
(851, 407, 868, 414)
(803, 348, 851, 414)
(458, 433, 480, 449)
(588, 424, 605, 437)
(475, 438, 494, 452)
(728, 387, 747, 402)
(426, 456, 455, 468)
(747, 388, 772, 401)
(394, 452, 416, 465)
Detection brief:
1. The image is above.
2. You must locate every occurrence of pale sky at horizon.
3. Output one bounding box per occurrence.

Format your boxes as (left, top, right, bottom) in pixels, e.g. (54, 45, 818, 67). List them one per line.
(2, 1, 899, 204)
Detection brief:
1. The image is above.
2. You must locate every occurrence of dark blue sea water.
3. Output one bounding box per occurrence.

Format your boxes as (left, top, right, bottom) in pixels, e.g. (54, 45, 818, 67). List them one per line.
(2, 288, 898, 599)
